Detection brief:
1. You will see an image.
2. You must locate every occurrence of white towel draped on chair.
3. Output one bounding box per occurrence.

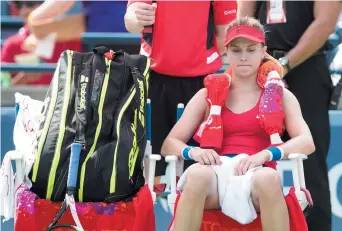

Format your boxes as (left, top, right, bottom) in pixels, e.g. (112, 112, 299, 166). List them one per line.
(0, 93, 43, 222)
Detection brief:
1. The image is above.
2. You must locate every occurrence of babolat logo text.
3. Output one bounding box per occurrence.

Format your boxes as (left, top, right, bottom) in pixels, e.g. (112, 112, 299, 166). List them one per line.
(79, 75, 88, 110)
(137, 78, 145, 127)
(129, 109, 139, 177)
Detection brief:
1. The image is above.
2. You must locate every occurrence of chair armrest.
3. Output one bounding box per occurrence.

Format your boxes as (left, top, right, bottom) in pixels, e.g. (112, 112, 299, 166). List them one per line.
(288, 153, 307, 160)
(287, 153, 307, 192)
(144, 149, 161, 203)
(8, 151, 24, 189)
(9, 151, 23, 160)
(287, 153, 310, 210)
(165, 155, 181, 214)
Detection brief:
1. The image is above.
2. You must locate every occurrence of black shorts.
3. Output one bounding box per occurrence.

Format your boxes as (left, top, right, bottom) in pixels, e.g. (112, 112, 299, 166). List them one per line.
(149, 70, 206, 176)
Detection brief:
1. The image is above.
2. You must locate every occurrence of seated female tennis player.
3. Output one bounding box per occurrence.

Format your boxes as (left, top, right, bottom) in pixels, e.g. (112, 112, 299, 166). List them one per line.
(160, 16, 315, 231)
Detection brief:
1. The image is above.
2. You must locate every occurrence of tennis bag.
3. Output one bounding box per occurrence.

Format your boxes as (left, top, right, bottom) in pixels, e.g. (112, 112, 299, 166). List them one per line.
(29, 47, 150, 203)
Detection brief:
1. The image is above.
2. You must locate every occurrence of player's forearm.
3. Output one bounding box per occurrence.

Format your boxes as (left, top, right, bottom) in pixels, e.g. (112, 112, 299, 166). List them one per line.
(279, 135, 315, 158)
(216, 35, 226, 55)
(161, 138, 188, 158)
(125, 4, 144, 33)
(237, 0, 256, 18)
(287, 19, 336, 69)
(29, 0, 74, 23)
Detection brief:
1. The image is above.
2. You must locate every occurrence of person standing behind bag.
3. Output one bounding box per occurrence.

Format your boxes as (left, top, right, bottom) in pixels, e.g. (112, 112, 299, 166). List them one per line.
(124, 0, 237, 185)
(28, 0, 128, 41)
(238, 1, 342, 231)
(1, 1, 81, 85)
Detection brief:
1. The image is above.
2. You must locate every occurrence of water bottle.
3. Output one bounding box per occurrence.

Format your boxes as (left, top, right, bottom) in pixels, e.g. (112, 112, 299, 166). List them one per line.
(1, 71, 12, 87)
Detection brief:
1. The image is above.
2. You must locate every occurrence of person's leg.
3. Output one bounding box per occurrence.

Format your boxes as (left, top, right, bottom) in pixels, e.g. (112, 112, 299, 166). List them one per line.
(251, 167, 289, 231)
(284, 55, 332, 231)
(174, 164, 220, 231)
(149, 71, 172, 183)
(153, 74, 205, 183)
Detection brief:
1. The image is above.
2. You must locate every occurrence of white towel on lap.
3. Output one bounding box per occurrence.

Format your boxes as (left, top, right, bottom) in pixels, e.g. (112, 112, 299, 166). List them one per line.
(177, 154, 261, 225)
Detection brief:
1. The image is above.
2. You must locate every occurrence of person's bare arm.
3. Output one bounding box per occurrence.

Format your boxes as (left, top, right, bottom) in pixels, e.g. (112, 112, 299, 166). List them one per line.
(124, 2, 156, 33)
(237, 0, 256, 18)
(29, 0, 75, 23)
(286, 1, 342, 69)
(213, 1, 237, 54)
(161, 89, 208, 157)
(277, 89, 315, 157)
(235, 88, 315, 175)
(216, 24, 228, 54)
(12, 72, 41, 85)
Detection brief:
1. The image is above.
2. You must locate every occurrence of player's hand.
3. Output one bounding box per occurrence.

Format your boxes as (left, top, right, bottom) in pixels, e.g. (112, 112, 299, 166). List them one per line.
(22, 34, 37, 52)
(190, 148, 222, 165)
(12, 72, 41, 85)
(134, 2, 157, 27)
(234, 151, 270, 176)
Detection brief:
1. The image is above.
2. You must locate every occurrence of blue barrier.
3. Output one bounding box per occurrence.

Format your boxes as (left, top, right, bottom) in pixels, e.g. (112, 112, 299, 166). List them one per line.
(0, 16, 23, 27)
(329, 33, 341, 49)
(1, 106, 342, 230)
(81, 32, 141, 53)
(82, 32, 141, 45)
(327, 111, 342, 230)
(1, 1, 8, 16)
(0, 63, 227, 73)
(1, 63, 56, 72)
(1, 63, 341, 75)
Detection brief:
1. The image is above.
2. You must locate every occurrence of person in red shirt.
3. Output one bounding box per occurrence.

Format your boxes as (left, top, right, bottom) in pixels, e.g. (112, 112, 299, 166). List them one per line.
(161, 17, 315, 231)
(125, 0, 237, 184)
(1, 1, 81, 85)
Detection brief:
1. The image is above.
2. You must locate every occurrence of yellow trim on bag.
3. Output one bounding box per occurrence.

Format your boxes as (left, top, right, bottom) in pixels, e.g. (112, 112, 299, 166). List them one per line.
(32, 62, 61, 182)
(143, 58, 150, 92)
(46, 50, 73, 200)
(78, 59, 111, 202)
(128, 109, 139, 177)
(110, 88, 136, 193)
(109, 58, 150, 193)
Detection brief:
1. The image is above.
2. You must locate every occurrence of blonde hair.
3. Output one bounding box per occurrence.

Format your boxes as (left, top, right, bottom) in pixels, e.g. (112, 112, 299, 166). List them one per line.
(226, 16, 265, 34)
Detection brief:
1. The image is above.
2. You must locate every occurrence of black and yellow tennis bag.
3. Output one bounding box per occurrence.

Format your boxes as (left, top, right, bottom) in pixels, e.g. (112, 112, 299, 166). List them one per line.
(29, 47, 150, 203)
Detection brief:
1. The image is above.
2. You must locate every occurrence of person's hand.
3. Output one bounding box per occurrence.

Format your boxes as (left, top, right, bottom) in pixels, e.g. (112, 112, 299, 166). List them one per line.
(190, 148, 222, 165)
(134, 2, 157, 27)
(282, 78, 289, 88)
(282, 65, 289, 77)
(22, 34, 37, 52)
(234, 151, 270, 176)
(12, 72, 41, 85)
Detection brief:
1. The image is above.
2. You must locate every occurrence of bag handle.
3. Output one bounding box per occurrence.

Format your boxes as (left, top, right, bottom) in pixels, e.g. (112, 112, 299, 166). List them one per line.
(144, 0, 157, 29)
(74, 65, 91, 147)
(93, 46, 111, 56)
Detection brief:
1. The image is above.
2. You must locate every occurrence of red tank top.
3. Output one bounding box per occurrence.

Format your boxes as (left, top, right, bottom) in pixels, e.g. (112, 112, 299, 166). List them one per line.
(219, 93, 271, 156)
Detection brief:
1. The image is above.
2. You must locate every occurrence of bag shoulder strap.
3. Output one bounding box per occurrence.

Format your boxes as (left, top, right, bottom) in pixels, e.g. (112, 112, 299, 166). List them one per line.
(125, 53, 150, 143)
(93, 46, 111, 56)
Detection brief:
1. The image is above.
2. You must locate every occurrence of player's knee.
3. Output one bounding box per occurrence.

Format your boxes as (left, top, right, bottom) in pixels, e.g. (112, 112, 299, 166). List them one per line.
(183, 164, 214, 196)
(253, 167, 282, 197)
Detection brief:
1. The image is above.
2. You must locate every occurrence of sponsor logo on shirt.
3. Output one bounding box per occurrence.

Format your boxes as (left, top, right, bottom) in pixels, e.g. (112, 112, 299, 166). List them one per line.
(224, 9, 237, 15)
